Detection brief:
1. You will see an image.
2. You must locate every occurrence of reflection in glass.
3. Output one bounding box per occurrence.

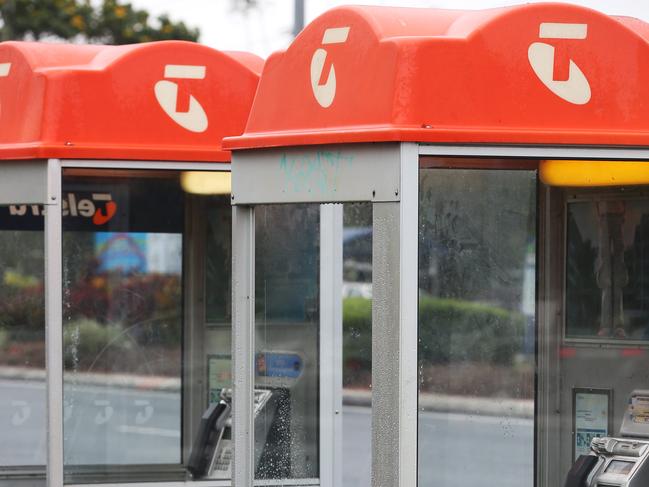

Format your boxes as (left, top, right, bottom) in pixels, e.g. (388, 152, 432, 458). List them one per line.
(0, 226, 45, 467)
(342, 203, 372, 487)
(566, 199, 649, 340)
(62, 175, 184, 471)
(205, 197, 232, 325)
(254, 204, 319, 481)
(418, 167, 536, 487)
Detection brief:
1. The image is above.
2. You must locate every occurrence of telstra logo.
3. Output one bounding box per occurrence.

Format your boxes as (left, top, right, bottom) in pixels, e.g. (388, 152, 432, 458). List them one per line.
(9, 193, 117, 226)
(528, 22, 591, 105)
(310, 26, 350, 108)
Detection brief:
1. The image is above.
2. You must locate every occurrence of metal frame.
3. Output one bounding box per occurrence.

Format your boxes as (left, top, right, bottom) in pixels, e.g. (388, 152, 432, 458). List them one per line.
(318, 204, 343, 487)
(231, 205, 255, 487)
(33, 159, 231, 487)
(9, 144, 649, 487)
(230, 142, 417, 487)
(61, 160, 231, 171)
(45, 159, 64, 487)
(418, 144, 649, 159)
(0, 160, 50, 205)
(0, 159, 53, 486)
(397, 143, 419, 487)
(70, 482, 235, 487)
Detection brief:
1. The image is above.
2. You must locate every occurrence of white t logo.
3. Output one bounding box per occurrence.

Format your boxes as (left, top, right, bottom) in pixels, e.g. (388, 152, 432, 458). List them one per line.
(0, 63, 11, 118)
(135, 400, 154, 424)
(310, 27, 350, 108)
(528, 23, 591, 105)
(154, 64, 209, 133)
(94, 399, 114, 425)
(11, 400, 30, 426)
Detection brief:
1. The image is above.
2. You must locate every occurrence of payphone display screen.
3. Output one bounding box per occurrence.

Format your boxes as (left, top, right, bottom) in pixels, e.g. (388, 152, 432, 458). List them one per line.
(606, 460, 635, 474)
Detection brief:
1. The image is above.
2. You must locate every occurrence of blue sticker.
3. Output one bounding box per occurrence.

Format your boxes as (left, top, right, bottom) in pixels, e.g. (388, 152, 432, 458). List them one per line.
(256, 352, 303, 379)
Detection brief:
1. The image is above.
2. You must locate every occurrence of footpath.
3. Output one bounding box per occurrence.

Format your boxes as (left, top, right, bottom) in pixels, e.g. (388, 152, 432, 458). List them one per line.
(0, 366, 534, 419)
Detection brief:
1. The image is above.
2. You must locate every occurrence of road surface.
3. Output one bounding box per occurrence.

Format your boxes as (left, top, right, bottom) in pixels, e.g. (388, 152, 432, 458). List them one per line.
(0, 379, 533, 486)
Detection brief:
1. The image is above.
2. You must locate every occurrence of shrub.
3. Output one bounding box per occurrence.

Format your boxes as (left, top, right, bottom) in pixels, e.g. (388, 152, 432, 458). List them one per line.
(418, 297, 525, 365)
(342, 297, 372, 384)
(0, 284, 45, 339)
(342, 296, 526, 381)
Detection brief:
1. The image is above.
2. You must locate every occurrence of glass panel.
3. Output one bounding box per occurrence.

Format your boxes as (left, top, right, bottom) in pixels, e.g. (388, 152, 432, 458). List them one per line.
(418, 167, 536, 487)
(556, 188, 649, 483)
(342, 203, 372, 487)
(566, 198, 649, 340)
(205, 197, 232, 326)
(194, 194, 234, 482)
(62, 173, 184, 476)
(0, 212, 45, 467)
(254, 204, 319, 481)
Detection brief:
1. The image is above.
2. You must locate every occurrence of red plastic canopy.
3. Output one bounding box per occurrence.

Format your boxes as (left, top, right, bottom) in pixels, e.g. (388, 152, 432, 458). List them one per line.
(226, 3, 649, 149)
(0, 41, 262, 161)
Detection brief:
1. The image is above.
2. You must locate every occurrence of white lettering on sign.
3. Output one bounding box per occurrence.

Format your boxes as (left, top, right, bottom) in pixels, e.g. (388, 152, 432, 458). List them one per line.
(310, 26, 350, 108)
(528, 22, 591, 105)
(9, 192, 116, 225)
(154, 64, 208, 133)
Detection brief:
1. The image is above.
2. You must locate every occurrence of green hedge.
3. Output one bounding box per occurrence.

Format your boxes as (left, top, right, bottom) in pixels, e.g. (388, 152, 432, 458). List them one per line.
(343, 296, 525, 370)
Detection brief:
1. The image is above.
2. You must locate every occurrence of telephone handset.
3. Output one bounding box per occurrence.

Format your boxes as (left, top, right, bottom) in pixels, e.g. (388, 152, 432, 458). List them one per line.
(187, 400, 230, 479)
(187, 389, 274, 479)
(563, 454, 600, 487)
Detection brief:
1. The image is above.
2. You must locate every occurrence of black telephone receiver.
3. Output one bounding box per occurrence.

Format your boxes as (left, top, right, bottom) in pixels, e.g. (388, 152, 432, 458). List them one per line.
(564, 455, 599, 487)
(187, 401, 231, 479)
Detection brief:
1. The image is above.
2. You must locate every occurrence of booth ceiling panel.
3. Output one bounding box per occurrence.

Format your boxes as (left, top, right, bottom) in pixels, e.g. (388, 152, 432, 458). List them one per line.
(225, 3, 649, 149)
(0, 41, 262, 161)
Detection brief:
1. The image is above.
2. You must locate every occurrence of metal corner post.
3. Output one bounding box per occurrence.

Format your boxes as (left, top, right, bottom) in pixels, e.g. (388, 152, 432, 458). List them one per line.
(45, 158, 63, 487)
(371, 142, 418, 487)
(319, 203, 343, 487)
(232, 204, 255, 487)
(398, 143, 419, 487)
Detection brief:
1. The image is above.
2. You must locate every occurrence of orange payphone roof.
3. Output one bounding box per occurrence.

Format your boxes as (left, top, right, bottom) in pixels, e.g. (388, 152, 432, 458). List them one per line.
(0, 41, 262, 161)
(225, 3, 649, 149)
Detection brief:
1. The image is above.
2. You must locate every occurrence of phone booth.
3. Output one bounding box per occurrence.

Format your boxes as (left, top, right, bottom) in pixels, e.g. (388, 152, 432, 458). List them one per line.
(226, 4, 649, 487)
(0, 41, 261, 486)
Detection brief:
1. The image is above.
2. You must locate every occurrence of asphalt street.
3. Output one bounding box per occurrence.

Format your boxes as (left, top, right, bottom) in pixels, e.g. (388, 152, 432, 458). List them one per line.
(1, 379, 533, 486)
(342, 405, 533, 487)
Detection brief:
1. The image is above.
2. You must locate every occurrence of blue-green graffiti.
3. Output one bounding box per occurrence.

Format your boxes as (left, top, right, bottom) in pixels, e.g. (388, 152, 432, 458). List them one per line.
(279, 150, 354, 194)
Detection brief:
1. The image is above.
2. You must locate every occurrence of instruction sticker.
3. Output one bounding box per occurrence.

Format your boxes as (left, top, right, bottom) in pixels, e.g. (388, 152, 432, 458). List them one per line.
(574, 389, 611, 459)
(630, 395, 649, 424)
(208, 355, 232, 404)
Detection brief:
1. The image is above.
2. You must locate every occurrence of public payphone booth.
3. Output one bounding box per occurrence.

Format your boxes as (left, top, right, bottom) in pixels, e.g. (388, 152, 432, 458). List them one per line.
(226, 4, 649, 487)
(0, 42, 261, 486)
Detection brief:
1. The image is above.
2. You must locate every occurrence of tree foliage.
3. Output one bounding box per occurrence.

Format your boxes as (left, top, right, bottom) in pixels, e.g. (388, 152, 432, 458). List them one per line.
(0, 0, 200, 44)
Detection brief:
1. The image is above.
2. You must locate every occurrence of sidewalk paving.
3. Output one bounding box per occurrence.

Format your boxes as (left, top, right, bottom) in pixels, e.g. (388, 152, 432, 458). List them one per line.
(0, 366, 534, 418)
